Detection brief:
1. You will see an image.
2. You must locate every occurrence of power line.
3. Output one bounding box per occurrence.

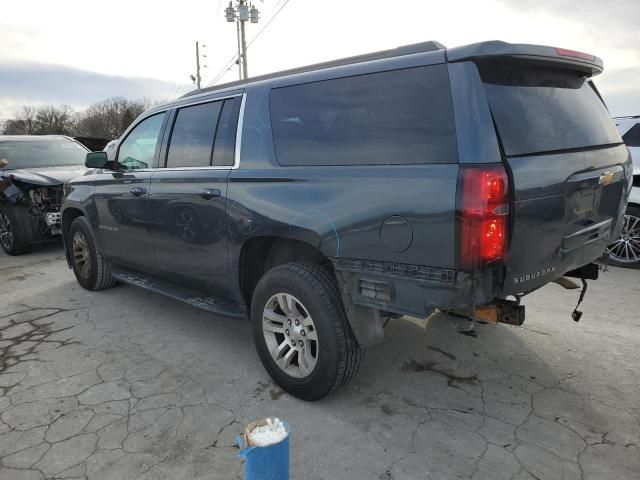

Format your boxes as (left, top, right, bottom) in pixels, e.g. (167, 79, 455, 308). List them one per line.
(247, 0, 290, 49)
(205, 0, 292, 87)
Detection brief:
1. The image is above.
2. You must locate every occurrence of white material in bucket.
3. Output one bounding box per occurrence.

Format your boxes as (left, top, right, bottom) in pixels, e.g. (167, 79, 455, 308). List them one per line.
(247, 418, 287, 446)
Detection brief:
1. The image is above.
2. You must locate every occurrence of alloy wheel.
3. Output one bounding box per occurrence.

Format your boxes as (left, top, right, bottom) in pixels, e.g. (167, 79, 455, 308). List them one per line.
(0, 213, 13, 251)
(262, 293, 319, 378)
(72, 231, 91, 278)
(606, 213, 640, 264)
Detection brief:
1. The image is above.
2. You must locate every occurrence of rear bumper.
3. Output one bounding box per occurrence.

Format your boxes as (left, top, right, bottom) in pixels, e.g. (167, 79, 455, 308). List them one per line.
(332, 257, 496, 319)
(333, 249, 605, 321)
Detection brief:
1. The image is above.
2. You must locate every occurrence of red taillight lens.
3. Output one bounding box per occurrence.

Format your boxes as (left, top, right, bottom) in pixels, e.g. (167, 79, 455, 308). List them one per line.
(459, 165, 510, 267)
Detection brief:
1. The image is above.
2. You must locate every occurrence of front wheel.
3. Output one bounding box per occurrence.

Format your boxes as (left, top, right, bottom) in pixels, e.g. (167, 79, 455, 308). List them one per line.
(67, 216, 117, 290)
(606, 206, 640, 268)
(0, 206, 30, 256)
(251, 263, 363, 401)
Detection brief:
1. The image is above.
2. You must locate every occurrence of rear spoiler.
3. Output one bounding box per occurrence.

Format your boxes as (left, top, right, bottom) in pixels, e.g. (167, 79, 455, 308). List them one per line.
(446, 41, 603, 77)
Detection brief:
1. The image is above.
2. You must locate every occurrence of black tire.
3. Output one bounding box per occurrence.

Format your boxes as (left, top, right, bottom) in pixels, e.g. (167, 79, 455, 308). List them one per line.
(67, 216, 117, 290)
(0, 205, 30, 256)
(251, 262, 363, 401)
(606, 206, 640, 269)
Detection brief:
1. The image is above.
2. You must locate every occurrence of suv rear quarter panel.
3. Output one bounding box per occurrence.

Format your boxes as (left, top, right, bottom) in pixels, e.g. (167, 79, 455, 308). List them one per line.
(227, 63, 460, 313)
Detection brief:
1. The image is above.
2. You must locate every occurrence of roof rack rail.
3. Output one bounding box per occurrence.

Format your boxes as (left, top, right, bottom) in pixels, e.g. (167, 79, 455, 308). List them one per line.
(182, 40, 445, 98)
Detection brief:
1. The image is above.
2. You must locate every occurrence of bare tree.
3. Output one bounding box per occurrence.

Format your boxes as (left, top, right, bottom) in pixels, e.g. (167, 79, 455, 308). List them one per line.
(75, 97, 147, 139)
(2, 98, 150, 139)
(2, 106, 39, 135)
(34, 105, 75, 135)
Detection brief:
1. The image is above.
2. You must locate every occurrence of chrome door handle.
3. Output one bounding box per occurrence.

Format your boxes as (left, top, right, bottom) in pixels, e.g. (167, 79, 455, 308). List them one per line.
(129, 186, 146, 196)
(197, 188, 221, 200)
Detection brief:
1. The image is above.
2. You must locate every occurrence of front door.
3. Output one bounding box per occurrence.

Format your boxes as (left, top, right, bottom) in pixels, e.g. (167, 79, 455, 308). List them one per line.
(93, 112, 167, 271)
(148, 96, 242, 297)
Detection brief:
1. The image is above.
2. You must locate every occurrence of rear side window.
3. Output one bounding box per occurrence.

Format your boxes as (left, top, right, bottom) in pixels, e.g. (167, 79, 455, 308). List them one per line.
(270, 65, 458, 166)
(212, 97, 242, 166)
(477, 60, 621, 156)
(622, 123, 640, 147)
(166, 102, 222, 168)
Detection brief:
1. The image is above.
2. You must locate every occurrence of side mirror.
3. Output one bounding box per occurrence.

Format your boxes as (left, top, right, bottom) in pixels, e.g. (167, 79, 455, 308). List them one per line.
(85, 151, 108, 169)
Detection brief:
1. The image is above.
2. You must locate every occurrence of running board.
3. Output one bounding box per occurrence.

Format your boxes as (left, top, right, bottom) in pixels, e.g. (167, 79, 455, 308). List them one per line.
(111, 266, 247, 318)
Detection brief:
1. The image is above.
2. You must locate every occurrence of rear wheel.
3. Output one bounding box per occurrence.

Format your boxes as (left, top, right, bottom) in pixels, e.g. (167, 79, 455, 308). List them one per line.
(251, 262, 363, 401)
(67, 216, 117, 290)
(606, 206, 640, 268)
(0, 206, 30, 256)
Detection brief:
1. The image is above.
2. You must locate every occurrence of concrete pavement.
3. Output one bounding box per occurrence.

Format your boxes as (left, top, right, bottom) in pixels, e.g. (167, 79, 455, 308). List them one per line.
(1, 243, 639, 479)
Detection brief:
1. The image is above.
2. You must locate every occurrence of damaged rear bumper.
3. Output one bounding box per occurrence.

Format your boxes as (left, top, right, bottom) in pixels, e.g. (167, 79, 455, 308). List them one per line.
(333, 257, 601, 346)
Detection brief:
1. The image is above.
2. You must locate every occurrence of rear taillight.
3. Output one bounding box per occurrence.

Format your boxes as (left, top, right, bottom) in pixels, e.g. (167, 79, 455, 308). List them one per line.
(459, 165, 510, 267)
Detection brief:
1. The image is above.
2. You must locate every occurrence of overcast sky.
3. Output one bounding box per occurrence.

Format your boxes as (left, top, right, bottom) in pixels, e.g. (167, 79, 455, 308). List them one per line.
(1, 0, 638, 119)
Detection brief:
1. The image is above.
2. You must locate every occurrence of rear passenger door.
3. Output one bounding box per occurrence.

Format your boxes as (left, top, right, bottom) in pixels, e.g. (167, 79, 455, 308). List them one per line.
(148, 95, 242, 296)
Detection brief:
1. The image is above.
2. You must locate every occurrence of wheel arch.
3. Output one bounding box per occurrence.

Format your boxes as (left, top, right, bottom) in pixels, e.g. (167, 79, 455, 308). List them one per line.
(61, 207, 95, 267)
(238, 236, 334, 309)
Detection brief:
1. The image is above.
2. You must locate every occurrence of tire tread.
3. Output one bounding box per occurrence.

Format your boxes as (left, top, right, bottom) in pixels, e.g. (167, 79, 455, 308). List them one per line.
(269, 262, 363, 397)
(69, 216, 116, 290)
(0, 206, 31, 256)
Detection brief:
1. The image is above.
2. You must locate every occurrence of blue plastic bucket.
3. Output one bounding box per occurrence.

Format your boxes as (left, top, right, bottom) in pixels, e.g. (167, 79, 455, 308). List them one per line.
(237, 420, 290, 480)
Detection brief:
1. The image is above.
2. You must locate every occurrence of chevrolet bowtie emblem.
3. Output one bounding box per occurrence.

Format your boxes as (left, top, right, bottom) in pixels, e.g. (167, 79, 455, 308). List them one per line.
(599, 171, 615, 186)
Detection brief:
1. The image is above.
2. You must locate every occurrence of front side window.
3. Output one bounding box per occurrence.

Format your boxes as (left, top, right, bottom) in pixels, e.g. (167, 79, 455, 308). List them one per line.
(166, 101, 222, 168)
(270, 65, 458, 166)
(117, 113, 166, 170)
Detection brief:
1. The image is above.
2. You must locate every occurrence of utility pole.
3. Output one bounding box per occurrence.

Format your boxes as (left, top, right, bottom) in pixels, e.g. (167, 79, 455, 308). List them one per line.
(235, 20, 243, 79)
(239, 1, 249, 79)
(191, 42, 208, 89)
(195, 41, 202, 89)
(225, 1, 260, 80)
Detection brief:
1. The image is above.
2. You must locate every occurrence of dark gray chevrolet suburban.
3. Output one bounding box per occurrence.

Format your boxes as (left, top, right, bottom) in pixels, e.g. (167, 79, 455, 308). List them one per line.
(61, 41, 632, 400)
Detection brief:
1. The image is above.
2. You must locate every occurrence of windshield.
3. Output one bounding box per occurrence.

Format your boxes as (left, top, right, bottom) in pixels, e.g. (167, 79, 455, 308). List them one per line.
(477, 59, 622, 157)
(0, 138, 88, 170)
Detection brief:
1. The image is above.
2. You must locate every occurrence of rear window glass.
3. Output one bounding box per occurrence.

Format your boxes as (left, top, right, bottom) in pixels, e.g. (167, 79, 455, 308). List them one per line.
(270, 65, 458, 166)
(477, 60, 621, 156)
(622, 123, 640, 147)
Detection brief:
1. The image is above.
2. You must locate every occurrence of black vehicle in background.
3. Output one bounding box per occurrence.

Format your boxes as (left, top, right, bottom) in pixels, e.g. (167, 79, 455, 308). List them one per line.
(0, 136, 88, 255)
(62, 41, 632, 400)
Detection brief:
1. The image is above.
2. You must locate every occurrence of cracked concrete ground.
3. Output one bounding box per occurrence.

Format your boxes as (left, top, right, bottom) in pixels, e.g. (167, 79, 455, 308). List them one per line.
(1, 244, 639, 480)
